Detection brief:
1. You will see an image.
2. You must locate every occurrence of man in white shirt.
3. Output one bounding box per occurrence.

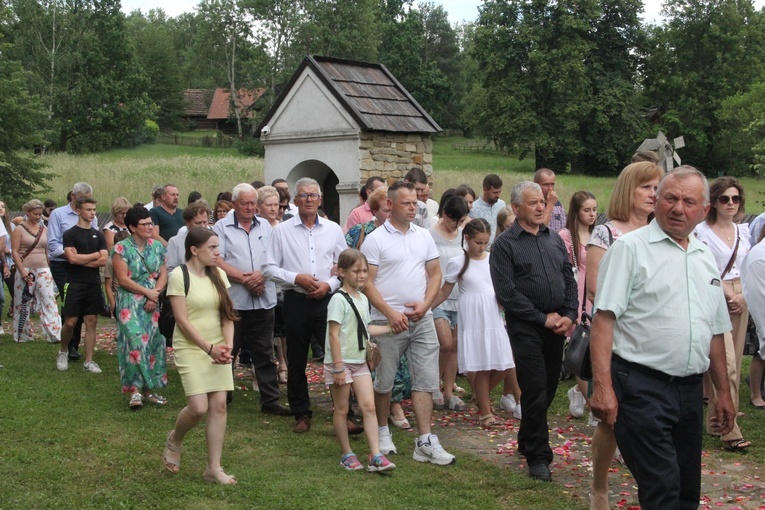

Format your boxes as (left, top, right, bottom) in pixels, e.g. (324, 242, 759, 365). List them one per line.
(742, 236, 765, 407)
(263, 178, 347, 433)
(361, 181, 456, 466)
(165, 201, 211, 274)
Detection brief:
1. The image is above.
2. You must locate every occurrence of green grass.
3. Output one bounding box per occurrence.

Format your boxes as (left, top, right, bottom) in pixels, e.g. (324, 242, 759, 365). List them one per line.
(0, 336, 586, 510)
(35, 136, 765, 214)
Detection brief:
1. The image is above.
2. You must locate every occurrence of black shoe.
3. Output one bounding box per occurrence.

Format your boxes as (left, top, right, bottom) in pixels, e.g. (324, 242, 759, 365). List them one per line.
(528, 463, 552, 482)
(261, 402, 292, 416)
(68, 345, 81, 361)
(226, 391, 233, 405)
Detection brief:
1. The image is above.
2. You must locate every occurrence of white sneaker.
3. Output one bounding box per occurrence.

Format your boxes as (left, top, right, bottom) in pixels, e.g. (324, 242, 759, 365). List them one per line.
(379, 433, 397, 455)
(0, 326, 5, 335)
(83, 360, 102, 374)
(567, 385, 586, 418)
(413, 434, 456, 465)
(56, 351, 69, 371)
(513, 403, 522, 420)
(500, 394, 517, 412)
(432, 390, 445, 410)
(588, 411, 600, 427)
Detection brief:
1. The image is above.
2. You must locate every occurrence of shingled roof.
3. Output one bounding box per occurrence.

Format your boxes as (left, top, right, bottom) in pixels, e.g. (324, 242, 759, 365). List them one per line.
(258, 55, 441, 134)
(183, 89, 215, 117)
(207, 88, 265, 120)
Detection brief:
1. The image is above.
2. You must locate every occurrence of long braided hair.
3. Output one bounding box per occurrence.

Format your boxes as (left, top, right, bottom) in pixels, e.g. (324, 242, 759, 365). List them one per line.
(457, 218, 491, 280)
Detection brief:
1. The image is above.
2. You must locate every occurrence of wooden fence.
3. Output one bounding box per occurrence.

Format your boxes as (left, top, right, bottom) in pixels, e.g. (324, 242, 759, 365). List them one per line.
(156, 133, 236, 148)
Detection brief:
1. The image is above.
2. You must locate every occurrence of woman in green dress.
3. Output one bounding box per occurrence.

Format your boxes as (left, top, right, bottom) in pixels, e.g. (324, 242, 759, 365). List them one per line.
(112, 206, 168, 411)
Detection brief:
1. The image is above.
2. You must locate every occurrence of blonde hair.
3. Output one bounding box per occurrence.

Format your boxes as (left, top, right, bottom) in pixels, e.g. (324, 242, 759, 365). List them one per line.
(607, 162, 663, 222)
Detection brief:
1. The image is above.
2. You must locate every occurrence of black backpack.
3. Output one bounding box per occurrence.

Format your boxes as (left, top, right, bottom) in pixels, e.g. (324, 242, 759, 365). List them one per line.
(158, 264, 189, 341)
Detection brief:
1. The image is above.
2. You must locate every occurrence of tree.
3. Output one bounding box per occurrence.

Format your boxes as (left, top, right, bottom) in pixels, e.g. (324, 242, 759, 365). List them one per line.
(720, 82, 765, 176)
(296, 0, 380, 62)
(127, 9, 185, 130)
(0, 10, 53, 207)
(643, 0, 765, 174)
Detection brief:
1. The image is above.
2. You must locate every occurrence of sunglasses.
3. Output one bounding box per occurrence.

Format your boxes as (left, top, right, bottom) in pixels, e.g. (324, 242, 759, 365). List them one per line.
(279, 205, 290, 211)
(717, 195, 741, 205)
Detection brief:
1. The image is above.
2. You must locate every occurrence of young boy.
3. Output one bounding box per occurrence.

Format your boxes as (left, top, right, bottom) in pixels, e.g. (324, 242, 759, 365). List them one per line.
(56, 196, 108, 373)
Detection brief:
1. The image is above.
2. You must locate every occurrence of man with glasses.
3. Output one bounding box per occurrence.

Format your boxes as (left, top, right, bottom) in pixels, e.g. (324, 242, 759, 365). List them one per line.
(214, 184, 290, 416)
(264, 178, 347, 433)
(48, 182, 98, 361)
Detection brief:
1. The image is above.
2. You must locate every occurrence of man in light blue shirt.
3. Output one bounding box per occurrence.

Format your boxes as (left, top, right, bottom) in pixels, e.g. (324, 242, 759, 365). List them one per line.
(214, 183, 289, 416)
(469, 173, 506, 243)
(590, 167, 734, 509)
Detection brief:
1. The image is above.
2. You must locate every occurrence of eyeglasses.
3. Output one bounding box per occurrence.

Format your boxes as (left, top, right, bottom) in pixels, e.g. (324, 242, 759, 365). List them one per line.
(137, 221, 154, 228)
(717, 195, 741, 205)
(297, 193, 320, 201)
(278, 204, 290, 211)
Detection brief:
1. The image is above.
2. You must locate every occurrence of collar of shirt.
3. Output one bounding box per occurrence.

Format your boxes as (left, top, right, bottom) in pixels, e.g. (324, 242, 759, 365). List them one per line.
(647, 219, 704, 254)
(382, 218, 420, 236)
(230, 213, 260, 230)
(290, 214, 321, 229)
(508, 220, 549, 239)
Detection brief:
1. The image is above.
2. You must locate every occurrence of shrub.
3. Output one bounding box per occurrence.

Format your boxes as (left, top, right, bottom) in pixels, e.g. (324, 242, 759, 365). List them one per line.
(236, 137, 265, 157)
(143, 120, 160, 144)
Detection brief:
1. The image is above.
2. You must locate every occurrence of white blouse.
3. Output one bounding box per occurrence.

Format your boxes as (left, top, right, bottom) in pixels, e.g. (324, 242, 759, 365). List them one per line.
(693, 221, 751, 280)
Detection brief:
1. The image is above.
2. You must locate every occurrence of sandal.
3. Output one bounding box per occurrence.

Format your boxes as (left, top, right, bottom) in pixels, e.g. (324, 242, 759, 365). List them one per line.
(453, 383, 466, 394)
(163, 430, 181, 473)
(129, 392, 143, 411)
(389, 415, 412, 430)
(278, 369, 288, 384)
(203, 466, 237, 485)
(478, 414, 498, 429)
(144, 393, 168, 406)
(722, 438, 751, 452)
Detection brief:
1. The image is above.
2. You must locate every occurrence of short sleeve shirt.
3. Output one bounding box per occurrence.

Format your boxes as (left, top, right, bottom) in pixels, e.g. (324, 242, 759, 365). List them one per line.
(361, 220, 440, 321)
(325, 291, 370, 364)
(594, 220, 731, 376)
(63, 225, 106, 284)
(150, 206, 185, 241)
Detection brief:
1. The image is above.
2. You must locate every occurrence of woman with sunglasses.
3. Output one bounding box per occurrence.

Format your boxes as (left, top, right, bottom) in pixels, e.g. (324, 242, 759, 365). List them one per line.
(693, 176, 751, 452)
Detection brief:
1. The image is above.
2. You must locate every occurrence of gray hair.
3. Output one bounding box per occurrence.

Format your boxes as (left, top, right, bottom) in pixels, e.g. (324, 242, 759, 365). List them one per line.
(72, 182, 92, 195)
(257, 185, 278, 205)
(659, 165, 710, 206)
(23, 199, 44, 214)
(232, 183, 257, 201)
(294, 177, 320, 196)
(510, 181, 542, 206)
(533, 168, 554, 183)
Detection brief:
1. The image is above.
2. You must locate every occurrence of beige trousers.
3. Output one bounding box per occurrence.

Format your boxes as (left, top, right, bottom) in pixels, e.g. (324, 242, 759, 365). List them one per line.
(704, 278, 748, 441)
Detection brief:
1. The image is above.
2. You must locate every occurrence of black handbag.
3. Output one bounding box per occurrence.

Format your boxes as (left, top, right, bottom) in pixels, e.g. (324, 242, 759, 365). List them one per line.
(563, 226, 612, 381)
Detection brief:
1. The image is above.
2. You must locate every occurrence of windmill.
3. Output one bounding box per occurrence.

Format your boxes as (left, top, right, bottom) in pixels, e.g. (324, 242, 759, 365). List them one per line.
(636, 131, 685, 171)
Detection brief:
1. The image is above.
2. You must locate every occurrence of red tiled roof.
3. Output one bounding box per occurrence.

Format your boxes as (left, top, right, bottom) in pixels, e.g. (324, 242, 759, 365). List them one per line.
(207, 88, 266, 120)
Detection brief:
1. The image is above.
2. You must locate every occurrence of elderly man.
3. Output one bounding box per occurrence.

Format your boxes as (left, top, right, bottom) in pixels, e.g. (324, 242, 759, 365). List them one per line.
(469, 173, 505, 243)
(534, 168, 567, 232)
(150, 184, 184, 246)
(48, 182, 98, 361)
(214, 183, 290, 416)
(590, 166, 734, 509)
(165, 200, 211, 274)
(489, 181, 577, 481)
(343, 176, 386, 233)
(361, 181, 456, 465)
(263, 178, 347, 432)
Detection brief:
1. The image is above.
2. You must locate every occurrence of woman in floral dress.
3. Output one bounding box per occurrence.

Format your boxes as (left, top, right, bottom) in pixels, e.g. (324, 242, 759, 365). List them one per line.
(112, 206, 168, 411)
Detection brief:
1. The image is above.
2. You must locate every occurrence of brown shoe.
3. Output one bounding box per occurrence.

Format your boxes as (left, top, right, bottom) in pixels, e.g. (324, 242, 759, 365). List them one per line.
(346, 419, 364, 435)
(293, 415, 311, 433)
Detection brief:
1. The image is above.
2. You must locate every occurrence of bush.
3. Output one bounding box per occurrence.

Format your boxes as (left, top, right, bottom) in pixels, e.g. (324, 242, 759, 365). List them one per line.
(143, 119, 159, 144)
(236, 137, 265, 157)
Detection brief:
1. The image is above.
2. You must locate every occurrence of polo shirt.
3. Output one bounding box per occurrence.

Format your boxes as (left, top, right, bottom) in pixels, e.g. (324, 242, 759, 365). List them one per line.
(343, 202, 373, 233)
(594, 219, 731, 377)
(262, 214, 346, 294)
(150, 206, 184, 241)
(361, 219, 440, 321)
(214, 213, 275, 310)
(469, 197, 506, 243)
(47, 204, 98, 262)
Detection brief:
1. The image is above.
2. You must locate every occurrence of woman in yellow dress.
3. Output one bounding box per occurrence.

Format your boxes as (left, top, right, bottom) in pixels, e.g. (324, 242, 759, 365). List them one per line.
(162, 227, 239, 484)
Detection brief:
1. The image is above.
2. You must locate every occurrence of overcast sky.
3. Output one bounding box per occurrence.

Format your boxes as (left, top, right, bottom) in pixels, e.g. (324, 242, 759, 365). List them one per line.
(121, 0, 765, 25)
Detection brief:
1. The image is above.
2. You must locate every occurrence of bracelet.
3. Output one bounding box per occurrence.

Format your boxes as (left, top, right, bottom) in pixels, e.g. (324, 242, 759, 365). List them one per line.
(207, 344, 214, 355)
(331, 368, 345, 374)
(388, 325, 394, 335)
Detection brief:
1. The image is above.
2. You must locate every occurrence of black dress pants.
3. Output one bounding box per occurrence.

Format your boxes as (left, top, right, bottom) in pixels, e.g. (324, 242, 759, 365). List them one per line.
(283, 291, 331, 419)
(233, 308, 279, 407)
(507, 319, 565, 466)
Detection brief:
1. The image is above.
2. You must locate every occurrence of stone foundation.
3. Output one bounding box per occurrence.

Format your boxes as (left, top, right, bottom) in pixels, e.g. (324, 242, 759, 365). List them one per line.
(358, 132, 434, 184)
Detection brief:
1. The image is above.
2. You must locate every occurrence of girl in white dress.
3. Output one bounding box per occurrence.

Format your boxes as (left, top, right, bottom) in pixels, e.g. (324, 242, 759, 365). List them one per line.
(432, 219, 515, 428)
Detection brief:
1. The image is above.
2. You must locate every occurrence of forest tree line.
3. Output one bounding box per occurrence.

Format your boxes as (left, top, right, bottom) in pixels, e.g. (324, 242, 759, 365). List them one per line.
(1, 0, 765, 178)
